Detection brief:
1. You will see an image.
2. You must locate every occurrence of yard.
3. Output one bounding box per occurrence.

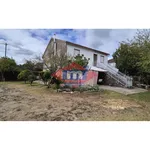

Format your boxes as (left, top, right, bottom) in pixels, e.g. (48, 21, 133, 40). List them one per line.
(0, 82, 150, 121)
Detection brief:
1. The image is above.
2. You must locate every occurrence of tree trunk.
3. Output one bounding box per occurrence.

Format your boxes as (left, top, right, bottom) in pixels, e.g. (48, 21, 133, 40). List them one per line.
(1, 72, 5, 81)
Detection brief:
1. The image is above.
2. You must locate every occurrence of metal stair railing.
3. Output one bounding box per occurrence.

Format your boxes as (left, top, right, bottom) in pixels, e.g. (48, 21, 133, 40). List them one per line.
(97, 63, 127, 81)
(107, 71, 126, 86)
(96, 63, 132, 87)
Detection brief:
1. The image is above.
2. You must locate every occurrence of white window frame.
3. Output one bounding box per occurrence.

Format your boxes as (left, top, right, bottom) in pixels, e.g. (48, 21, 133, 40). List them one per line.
(100, 55, 104, 63)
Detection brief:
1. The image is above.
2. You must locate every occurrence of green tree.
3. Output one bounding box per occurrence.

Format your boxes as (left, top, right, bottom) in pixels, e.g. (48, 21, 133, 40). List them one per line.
(113, 29, 150, 84)
(28, 74, 36, 85)
(17, 70, 31, 83)
(0, 57, 17, 81)
(113, 42, 142, 75)
(39, 71, 51, 85)
(73, 54, 89, 67)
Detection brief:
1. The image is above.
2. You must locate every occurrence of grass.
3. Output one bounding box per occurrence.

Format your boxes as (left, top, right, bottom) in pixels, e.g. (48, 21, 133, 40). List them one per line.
(1, 81, 150, 101)
(1, 81, 150, 121)
(128, 91, 150, 102)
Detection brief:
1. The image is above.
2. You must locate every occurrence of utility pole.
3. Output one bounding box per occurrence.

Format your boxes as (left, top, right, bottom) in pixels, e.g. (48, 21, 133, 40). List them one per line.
(5, 43, 7, 57)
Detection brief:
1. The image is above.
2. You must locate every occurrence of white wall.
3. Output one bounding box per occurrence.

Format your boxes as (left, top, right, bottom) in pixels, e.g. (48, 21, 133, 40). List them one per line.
(109, 62, 116, 68)
(67, 44, 108, 67)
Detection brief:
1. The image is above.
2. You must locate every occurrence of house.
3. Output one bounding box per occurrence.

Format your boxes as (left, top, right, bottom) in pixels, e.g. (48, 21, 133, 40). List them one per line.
(108, 58, 116, 68)
(42, 36, 133, 87)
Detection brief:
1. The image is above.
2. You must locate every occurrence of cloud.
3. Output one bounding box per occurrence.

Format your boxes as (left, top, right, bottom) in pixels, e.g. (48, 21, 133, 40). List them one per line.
(81, 29, 137, 55)
(0, 29, 48, 64)
(0, 29, 138, 64)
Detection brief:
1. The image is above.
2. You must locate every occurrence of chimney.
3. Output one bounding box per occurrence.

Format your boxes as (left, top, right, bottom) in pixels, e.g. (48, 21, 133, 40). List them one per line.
(53, 34, 56, 43)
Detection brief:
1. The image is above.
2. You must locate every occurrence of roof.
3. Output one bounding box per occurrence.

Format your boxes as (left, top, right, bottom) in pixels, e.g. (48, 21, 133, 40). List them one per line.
(44, 38, 110, 56)
(62, 62, 86, 71)
(66, 40, 110, 56)
(108, 58, 115, 63)
(51, 62, 86, 78)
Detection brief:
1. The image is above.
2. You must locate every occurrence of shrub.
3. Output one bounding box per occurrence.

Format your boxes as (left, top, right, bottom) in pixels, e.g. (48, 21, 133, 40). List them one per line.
(17, 70, 31, 83)
(28, 74, 36, 85)
(74, 85, 100, 92)
(39, 71, 51, 85)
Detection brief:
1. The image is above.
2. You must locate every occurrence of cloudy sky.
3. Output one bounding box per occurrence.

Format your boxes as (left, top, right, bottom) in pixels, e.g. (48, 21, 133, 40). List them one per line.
(0, 29, 137, 64)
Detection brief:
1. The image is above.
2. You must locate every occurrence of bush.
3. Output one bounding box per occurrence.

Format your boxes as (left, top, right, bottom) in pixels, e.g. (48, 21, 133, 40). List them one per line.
(75, 85, 100, 92)
(28, 74, 36, 85)
(17, 70, 31, 83)
(39, 71, 51, 85)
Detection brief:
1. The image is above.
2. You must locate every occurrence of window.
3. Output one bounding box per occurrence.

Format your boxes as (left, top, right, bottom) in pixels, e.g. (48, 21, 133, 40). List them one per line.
(74, 49, 80, 56)
(100, 55, 104, 63)
(93, 54, 97, 66)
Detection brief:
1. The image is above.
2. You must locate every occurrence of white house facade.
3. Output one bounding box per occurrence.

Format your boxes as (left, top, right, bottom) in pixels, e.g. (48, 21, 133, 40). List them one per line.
(42, 37, 133, 87)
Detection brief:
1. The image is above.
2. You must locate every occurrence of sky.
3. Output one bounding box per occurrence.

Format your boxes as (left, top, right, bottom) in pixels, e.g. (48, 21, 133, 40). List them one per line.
(0, 29, 138, 64)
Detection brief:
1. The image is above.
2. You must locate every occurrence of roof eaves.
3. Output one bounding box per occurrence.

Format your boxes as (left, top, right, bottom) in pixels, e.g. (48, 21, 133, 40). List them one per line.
(66, 41, 110, 56)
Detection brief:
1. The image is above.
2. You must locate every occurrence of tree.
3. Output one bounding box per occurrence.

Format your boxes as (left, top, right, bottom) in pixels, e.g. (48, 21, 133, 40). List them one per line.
(0, 57, 17, 81)
(17, 70, 31, 83)
(113, 42, 142, 75)
(28, 74, 36, 85)
(113, 29, 150, 84)
(43, 51, 73, 74)
(39, 71, 51, 85)
(73, 54, 89, 67)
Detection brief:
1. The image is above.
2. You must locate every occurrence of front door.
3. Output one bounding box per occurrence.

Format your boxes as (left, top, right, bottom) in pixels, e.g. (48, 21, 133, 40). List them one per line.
(93, 54, 97, 66)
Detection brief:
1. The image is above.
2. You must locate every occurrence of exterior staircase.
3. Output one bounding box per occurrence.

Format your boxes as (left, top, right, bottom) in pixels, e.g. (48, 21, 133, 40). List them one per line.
(97, 63, 133, 88)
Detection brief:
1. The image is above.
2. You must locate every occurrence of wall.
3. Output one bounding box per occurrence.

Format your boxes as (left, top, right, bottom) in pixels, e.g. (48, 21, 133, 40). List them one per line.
(42, 38, 67, 71)
(67, 44, 108, 67)
(108, 62, 116, 68)
(53, 69, 98, 86)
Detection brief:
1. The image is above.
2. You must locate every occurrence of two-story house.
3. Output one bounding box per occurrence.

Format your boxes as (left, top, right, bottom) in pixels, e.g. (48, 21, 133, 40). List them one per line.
(42, 37, 133, 87)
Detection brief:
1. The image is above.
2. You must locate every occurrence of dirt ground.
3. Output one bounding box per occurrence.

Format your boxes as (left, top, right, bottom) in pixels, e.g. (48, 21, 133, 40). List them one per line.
(0, 82, 150, 121)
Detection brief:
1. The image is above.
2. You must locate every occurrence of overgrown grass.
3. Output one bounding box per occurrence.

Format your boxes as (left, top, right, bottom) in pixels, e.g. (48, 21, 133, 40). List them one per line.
(128, 91, 150, 102)
(102, 89, 150, 102)
(1, 81, 150, 102)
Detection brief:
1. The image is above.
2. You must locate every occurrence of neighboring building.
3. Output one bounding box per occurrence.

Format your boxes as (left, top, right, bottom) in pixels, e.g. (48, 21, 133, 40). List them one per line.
(108, 58, 116, 68)
(42, 37, 133, 87)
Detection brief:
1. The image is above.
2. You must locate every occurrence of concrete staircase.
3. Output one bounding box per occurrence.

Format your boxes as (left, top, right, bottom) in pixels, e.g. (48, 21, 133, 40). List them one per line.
(97, 63, 133, 88)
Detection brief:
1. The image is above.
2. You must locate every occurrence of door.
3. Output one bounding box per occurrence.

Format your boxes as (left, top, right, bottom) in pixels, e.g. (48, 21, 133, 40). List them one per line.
(93, 54, 97, 66)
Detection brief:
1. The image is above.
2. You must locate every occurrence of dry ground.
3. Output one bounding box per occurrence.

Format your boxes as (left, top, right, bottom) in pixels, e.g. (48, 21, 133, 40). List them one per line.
(0, 82, 150, 121)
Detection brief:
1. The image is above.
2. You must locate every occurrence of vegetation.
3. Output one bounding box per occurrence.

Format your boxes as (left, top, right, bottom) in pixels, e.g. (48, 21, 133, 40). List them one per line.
(73, 54, 89, 67)
(113, 29, 150, 85)
(75, 85, 100, 92)
(43, 51, 73, 74)
(0, 57, 17, 81)
(39, 71, 51, 85)
(28, 74, 36, 85)
(17, 70, 31, 83)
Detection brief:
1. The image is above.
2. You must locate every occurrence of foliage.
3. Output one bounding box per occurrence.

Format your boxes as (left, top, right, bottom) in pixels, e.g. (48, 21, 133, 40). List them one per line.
(73, 54, 89, 67)
(17, 70, 31, 83)
(75, 85, 100, 92)
(113, 42, 142, 75)
(21, 59, 43, 72)
(39, 71, 51, 85)
(28, 74, 36, 85)
(113, 29, 150, 84)
(0, 57, 17, 81)
(44, 51, 73, 74)
(53, 77, 63, 90)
